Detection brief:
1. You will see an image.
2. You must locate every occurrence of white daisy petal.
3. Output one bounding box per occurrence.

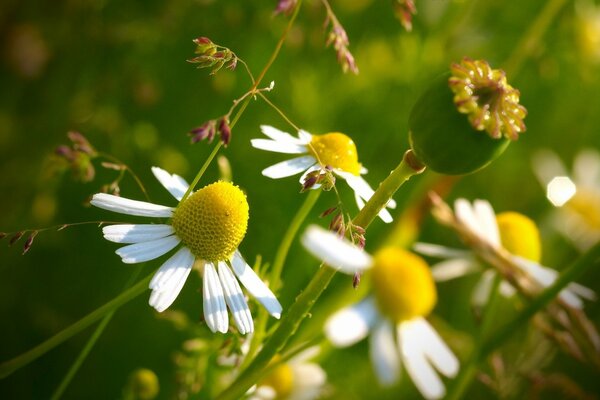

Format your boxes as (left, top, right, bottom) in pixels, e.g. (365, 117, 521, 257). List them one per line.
(151, 166, 189, 201)
(377, 207, 394, 224)
(115, 235, 181, 264)
(261, 156, 317, 179)
(399, 321, 446, 400)
(91, 193, 174, 217)
(231, 251, 282, 318)
(370, 320, 400, 386)
(325, 297, 378, 347)
(573, 149, 600, 187)
(289, 364, 327, 400)
(412, 318, 459, 378)
(471, 269, 496, 309)
(473, 200, 500, 247)
(342, 174, 398, 209)
(149, 269, 191, 312)
(298, 165, 322, 189)
(413, 243, 472, 259)
(430, 258, 479, 282)
(567, 282, 597, 301)
(203, 263, 229, 333)
(260, 125, 306, 145)
(454, 198, 484, 238)
(251, 138, 307, 154)
(301, 225, 372, 274)
(217, 261, 254, 335)
(149, 247, 195, 291)
(297, 129, 313, 144)
(102, 224, 174, 244)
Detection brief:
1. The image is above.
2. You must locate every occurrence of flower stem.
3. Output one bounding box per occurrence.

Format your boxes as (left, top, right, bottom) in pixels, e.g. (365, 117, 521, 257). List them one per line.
(215, 149, 424, 400)
(180, 142, 223, 203)
(50, 266, 143, 399)
(0, 272, 153, 379)
(446, 241, 600, 400)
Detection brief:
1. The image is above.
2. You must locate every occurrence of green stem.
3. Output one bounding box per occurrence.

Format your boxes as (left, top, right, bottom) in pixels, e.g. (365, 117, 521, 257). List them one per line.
(180, 142, 223, 203)
(0, 272, 153, 379)
(50, 266, 143, 399)
(447, 241, 600, 400)
(502, 0, 569, 77)
(215, 150, 424, 400)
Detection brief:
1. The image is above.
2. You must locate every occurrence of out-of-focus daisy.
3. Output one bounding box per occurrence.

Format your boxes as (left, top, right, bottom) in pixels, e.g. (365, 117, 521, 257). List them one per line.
(90, 167, 282, 334)
(251, 125, 396, 223)
(414, 198, 595, 309)
(533, 148, 600, 251)
(248, 347, 327, 400)
(301, 225, 458, 400)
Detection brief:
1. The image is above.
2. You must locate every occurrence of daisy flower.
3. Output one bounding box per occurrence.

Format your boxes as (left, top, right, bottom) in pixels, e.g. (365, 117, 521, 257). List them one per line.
(301, 225, 459, 400)
(251, 125, 396, 223)
(533, 148, 600, 251)
(90, 167, 282, 334)
(248, 347, 327, 400)
(414, 198, 595, 310)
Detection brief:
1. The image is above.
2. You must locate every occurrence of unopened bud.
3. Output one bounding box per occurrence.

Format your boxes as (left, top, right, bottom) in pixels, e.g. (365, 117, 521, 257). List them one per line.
(9, 231, 24, 246)
(22, 231, 38, 255)
(218, 117, 231, 146)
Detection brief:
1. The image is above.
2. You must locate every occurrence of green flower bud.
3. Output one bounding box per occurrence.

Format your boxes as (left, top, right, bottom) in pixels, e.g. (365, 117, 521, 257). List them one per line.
(409, 58, 526, 175)
(124, 368, 159, 400)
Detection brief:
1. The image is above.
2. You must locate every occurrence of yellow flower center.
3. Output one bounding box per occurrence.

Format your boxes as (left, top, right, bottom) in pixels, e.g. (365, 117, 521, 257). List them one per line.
(260, 357, 294, 398)
(308, 132, 361, 175)
(496, 212, 541, 262)
(371, 248, 437, 323)
(171, 181, 249, 262)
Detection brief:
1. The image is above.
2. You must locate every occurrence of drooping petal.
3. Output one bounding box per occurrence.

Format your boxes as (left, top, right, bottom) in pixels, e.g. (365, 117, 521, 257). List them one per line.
(411, 318, 459, 378)
(298, 165, 322, 189)
(91, 193, 174, 217)
(369, 319, 400, 385)
(148, 247, 195, 312)
(151, 166, 190, 201)
(102, 224, 174, 244)
(251, 138, 307, 154)
(261, 156, 317, 179)
(341, 173, 397, 209)
(115, 235, 181, 264)
(325, 297, 378, 347)
(231, 251, 282, 318)
(260, 125, 307, 145)
(301, 225, 372, 274)
(217, 261, 253, 335)
(399, 321, 446, 400)
(471, 269, 496, 309)
(413, 243, 472, 259)
(430, 258, 479, 282)
(203, 262, 229, 333)
(472, 199, 500, 247)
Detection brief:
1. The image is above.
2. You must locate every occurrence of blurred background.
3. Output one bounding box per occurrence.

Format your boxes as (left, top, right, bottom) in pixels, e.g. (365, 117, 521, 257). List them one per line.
(1, 0, 599, 398)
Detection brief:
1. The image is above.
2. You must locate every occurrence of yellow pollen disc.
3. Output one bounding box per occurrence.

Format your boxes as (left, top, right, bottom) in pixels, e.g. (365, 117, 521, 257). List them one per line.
(171, 181, 248, 262)
(309, 132, 361, 175)
(496, 212, 541, 263)
(371, 247, 437, 323)
(260, 356, 294, 398)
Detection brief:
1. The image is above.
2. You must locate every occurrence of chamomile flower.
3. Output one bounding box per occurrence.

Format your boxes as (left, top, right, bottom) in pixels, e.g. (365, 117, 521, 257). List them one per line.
(414, 198, 595, 309)
(90, 167, 282, 334)
(301, 225, 459, 400)
(251, 125, 396, 223)
(533, 148, 600, 251)
(248, 347, 327, 400)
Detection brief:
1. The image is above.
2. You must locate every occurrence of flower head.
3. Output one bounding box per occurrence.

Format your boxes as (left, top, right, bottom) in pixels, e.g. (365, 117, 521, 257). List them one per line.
(90, 167, 282, 334)
(301, 225, 459, 399)
(251, 126, 396, 223)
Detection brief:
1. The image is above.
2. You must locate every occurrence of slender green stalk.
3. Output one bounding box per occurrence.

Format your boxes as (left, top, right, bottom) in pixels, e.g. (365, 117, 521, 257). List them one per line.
(447, 241, 600, 400)
(50, 266, 143, 400)
(181, 142, 223, 202)
(0, 272, 153, 379)
(215, 150, 424, 400)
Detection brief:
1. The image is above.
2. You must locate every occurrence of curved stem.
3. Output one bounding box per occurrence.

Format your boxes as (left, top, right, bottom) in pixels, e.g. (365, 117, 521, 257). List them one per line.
(0, 272, 153, 379)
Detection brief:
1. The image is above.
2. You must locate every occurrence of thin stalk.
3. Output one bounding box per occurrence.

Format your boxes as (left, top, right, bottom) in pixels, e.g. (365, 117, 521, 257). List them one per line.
(0, 272, 153, 379)
(180, 142, 223, 203)
(215, 150, 424, 400)
(50, 266, 143, 400)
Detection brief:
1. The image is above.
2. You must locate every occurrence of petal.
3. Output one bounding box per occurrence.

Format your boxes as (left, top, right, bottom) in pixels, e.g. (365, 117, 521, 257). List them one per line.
(472, 200, 500, 247)
(411, 318, 459, 378)
(217, 261, 254, 335)
(90, 193, 174, 217)
(151, 166, 189, 201)
(203, 263, 229, 333)
(298, 165, 322, 189)
(301, 225, 372, 274)
(115, 235, 181, 264)
(148, 248, 195, 312)
(298, 130, 313, 143)
(430, 258, 479, 282)
(102, 224, 174, 244)
(149, 247, 195, 291)
(261, 156, 317, 179)
(260, 125, 306, 145)
(413, 243, 472, 259)
(231, 251, 282, 318)
(573, 149, 600, 187)
(369, 320, 400, 386)
(471, 269, 496, 309)
(289, 364, 326, 400)
(454, 199, 483, 238)
(399, 321, 446, 400)
(342, 174, 394, 223)
(251, 138, 307, 154)
(325, 297, 378, 347)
